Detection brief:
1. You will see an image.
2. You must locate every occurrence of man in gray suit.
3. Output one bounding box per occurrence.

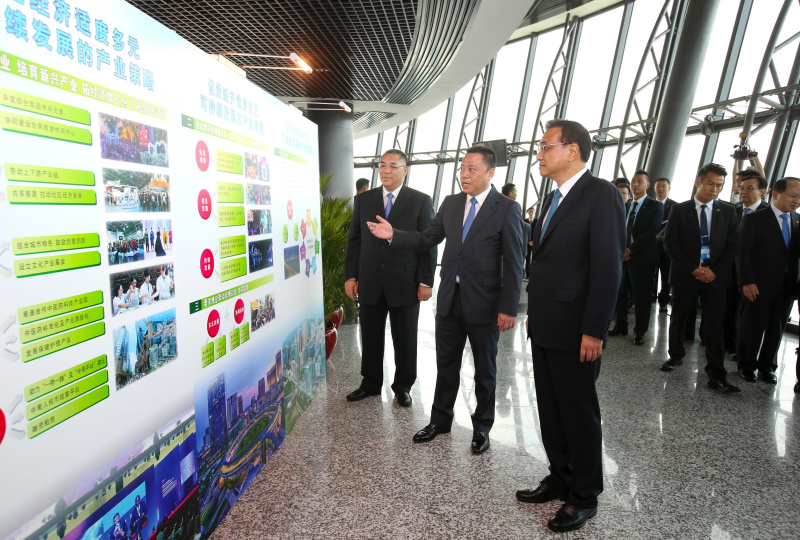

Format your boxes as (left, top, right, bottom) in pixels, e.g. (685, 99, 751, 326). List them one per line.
(367, 146, 524, 454)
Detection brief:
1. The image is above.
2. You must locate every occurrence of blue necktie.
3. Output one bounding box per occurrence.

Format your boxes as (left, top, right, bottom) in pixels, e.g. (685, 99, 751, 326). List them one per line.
(743, 207, 751, 215)
(781, 213, 790, 249)
(385, 193, 393, 218)
(462, 197, 478, 243)
(540, 189, 562, 241)
(700, 204, 709, 246)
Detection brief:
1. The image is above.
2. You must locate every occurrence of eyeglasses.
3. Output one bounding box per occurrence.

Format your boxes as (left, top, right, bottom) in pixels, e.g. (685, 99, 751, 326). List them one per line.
(535, 142, 572, 154)
(378, 162, 404, 170)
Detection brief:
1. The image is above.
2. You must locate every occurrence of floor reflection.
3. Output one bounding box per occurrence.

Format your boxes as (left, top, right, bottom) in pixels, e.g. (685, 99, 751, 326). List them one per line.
(212, 295, 800, 539)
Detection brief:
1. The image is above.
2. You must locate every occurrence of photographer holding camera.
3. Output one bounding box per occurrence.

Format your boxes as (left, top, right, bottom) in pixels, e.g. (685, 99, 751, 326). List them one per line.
(730, 132, 766, 204)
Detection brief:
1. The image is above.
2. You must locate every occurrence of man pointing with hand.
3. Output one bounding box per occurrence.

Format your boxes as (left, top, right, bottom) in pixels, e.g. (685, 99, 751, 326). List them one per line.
(367, 145, 524, 455)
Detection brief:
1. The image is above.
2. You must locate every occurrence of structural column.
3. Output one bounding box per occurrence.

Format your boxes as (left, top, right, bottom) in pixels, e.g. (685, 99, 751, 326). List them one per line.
(308, 104, 354, 200)
(645, 0, 722, 182)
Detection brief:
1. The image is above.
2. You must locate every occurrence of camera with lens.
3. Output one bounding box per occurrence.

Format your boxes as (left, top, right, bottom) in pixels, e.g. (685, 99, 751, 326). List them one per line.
(731, 131, 757, 160)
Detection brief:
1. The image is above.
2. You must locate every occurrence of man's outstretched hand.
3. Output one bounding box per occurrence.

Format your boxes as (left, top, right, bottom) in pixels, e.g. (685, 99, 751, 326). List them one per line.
(367, 215, 394, 240)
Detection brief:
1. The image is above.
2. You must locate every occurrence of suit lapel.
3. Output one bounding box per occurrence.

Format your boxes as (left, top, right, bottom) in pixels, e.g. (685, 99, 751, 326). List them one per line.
(462, 186, 500, 247)
(539, 171, 591, 245)
(386, 187, 410, 223)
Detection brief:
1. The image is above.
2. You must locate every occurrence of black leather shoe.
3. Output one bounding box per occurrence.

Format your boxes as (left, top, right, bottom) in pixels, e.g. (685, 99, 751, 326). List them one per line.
(794, 382, 800, 394)
(659, 306, 668, 313)
(471, 431, 490, 454)
(395, 391, 412, 407)
(607, 327, 628, 336)
(738, 368, 756, 382)
(633, 334, 644, 346)
(707, 379, 741, 394)
(412, 423, 450, 443)
(758, 371, 778, 384)
(547, 504, 597, 533)
(660, 358, 682, 372)
(346, 388, 380, 401)
(516, 483, 567, 504)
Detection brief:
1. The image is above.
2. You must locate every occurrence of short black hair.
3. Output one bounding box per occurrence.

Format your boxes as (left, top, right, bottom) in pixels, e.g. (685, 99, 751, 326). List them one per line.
(501, 183, 516, 196)
(465, 145, 496, 170)
(773, 177, 800, 193)
(617, 183, 631, 194)
(355, 178, 369, 191)
(633, 169, 650, 180)
(382, 149, 407, 166)
(739, 175, 767, 190)
(545, 119, 592, 162)
(612, 177, 629, 186)
(736, 167, 761, 178)
(655, 177, 670, 185)
(697, 163, 728, 180)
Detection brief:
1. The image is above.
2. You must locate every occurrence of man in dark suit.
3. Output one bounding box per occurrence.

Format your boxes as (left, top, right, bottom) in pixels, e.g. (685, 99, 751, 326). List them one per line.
(661, 163, 740, 394)
(609, 170, 663, 345)
(736, 177, 800, 384)
(367, 146, 524, 455)
(724, 174, 768, 355)
(515, 120, 625, 533)
(344, 149, 436, 407)
(653, 177, 676, 312)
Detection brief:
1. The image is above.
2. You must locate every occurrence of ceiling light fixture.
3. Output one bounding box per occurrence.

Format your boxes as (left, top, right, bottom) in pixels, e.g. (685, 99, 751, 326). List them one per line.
(289, 100, 352, 113)
(219, 51, 313, 74)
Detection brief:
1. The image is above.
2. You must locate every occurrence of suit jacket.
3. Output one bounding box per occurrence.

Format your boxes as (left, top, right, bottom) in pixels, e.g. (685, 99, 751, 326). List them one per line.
(657, 197, 677, 236)
(392, 185, 524, 324)
(735, 199, 767, 220)
(528, 171, 626, 352)
(627, 196, 663, 267)
(345, 186, 436, 307)
(663, 199, 739, 289)
(737, 206, 800, 299)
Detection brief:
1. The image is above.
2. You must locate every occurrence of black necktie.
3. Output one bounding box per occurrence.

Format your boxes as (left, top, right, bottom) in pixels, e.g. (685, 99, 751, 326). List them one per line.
(626, 201, 638, 246)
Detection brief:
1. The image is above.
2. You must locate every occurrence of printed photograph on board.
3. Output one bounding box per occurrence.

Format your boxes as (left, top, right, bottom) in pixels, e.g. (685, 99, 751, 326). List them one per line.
(110, 263, 175, 316)
(194, 343, 285, 538)
(114, 307, 177, 391)
(246, 209, 271, 236)
(281, 309, 326, 434)
(103, 168, 171, 213)
(99, 113, 169, 167)
(106, 219, 173, 266)
(283, 245, 300, 279)
(244, 151, 270, 182)
(248, 239, 273, 273)
(250, 293, 276, 332)
(246, 183, 270, 205)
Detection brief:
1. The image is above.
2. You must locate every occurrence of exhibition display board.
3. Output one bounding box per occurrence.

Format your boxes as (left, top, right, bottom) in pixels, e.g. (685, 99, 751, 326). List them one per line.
(0, 1, 325, 538)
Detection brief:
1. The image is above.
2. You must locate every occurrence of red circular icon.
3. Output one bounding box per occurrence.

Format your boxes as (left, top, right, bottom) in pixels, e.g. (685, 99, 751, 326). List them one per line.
(287, 200, 293, 219)
(196, 140, 210, 172)
(234, 298, 245, 324)
(207, 309, 220, 338)
(0, 409, 5, 446)
(197, 189, 212, 220)
(200, 249, 214, 278)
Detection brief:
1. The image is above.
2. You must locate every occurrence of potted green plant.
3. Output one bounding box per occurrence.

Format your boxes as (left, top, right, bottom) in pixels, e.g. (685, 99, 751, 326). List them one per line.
(320, 173, 356, 356)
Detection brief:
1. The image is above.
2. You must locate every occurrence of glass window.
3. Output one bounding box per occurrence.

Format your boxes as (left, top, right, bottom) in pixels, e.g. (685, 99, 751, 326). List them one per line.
(447, 80, 479, 150)
(353, 133, 378, 158)
(520, 28, 563, 142)
(729, 1, 783, 99)
(608, 0, 663, 127)
(668, 135, 706, 203)
(415, 99, 449, 153)
(567, 6, 624, 130)
(597, 145, 621, 184)
(482, 39, 531, 142)
(407, 163, 438, 198)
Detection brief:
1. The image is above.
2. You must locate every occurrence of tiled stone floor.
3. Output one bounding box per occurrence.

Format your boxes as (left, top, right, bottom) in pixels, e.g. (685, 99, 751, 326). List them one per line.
(212, 297, 800, 539)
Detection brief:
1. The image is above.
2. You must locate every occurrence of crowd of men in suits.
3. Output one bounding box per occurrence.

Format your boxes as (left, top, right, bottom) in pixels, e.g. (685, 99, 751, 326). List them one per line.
(339, 120, 799, 533)
(610, 163, 800, 396)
